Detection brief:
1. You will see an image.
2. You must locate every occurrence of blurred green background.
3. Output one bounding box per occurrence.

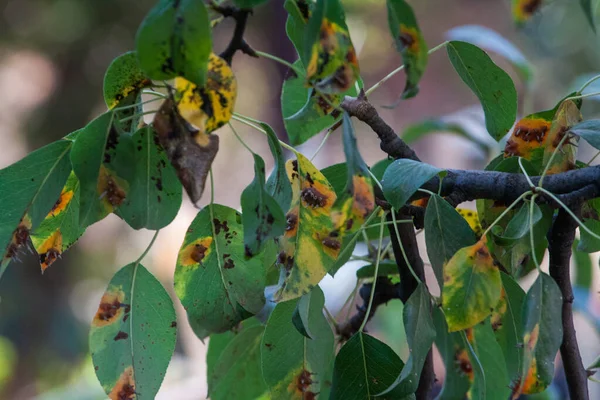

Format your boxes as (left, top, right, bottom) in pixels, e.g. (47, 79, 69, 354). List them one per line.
(0, 0, 599, 398)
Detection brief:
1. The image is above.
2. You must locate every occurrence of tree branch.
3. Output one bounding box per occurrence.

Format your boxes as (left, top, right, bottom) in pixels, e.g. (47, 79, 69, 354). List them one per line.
(211, 3, 257, 64)
(548, 207, 589, 400)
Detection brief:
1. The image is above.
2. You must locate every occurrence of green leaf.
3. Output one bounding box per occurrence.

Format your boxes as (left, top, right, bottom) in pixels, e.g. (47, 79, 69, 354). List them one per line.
(30, 172, 84, 271)
(330, 332, 404, 399)
(321, 163, 348, 197)
(356, 261, 399, 279)
(241, 153, 287, 257)
(174, 204, 265, 338)
(0, 140, 72, 261)
(432, 308, 470, 400)
(234, 0, 269, 8)
(516, 273, 563, 396)
(264, 123, 293, 213)
(402, 118, 493, 154)
(117, 126, 182, 230)
(578, 219, 600, 253)
(572, 239, 593, 288)
(261, 287, 334, 398)
(71, 112, 135, 229)
(580, 0, 596, 32)
(90, 263, 177, 400)
(442, 238, 502, 332)
(276, 154, 338, 301)
(378, 283, 435, 397)
(447, 41, 517, 140)
(208, 324, 268, 400)
(371, 159, 394, 182)
(381, 159, 443, 209)
(284, 0, 310, 63)
(467, 319, 511, 400)
(386, 0, 428, 99)
(570, 120, 600, 150)
(103, 51, 151, 109)
(424, 194, 477, 289)
(136, 0, 211, 86)
(291, 291, 314, 339)
(446, 25, 533, 83)
(492, 201, 542, 246)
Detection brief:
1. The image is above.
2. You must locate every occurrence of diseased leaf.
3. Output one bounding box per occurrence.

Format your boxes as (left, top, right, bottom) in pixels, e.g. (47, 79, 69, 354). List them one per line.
(378, 283, 435, 398)
(386, 0, 428, 99)
(446, 25, 533, 83)
(174, 53, 237, 134)
(30, 172, 84, 271)
(153, 98, 219, 205)
(262, 287, 334, 399)
(90, 263, 177, 400)
(136, 0, 211, 86)
(541, 100, 581, 175)
(0, 140, 72, 263)
(442, 238, 502, 332)
(208, 324, 268, 400)
(447, 41, 517, 140)
(513, 273, 562, 397)
(512, 0, 545, 24)
(276, 154, 338, 301)
(117, 126, 182, 230)
(264, 123, 293, 213)
(241, 153, 286, 257)
(284, 0, 312, 63)
(71, 112, 135, 229)
(174, 204, 265, 338)
(456, 208, 483, 238)
(330, 332, 404, 399)
(424, 194, 477, 289)
(381, 159, 443, 209)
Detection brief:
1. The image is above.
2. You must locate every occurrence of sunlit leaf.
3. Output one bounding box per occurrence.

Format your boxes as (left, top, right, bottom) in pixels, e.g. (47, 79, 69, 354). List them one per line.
(442, 238, 502, 332)
(542, 100, 581, 175)
(425, 194, 477, 288)
(330, 332, 404, 399)
(241, 153, 286, 257)
(514, 273, 562, 397)
(512, 0, 546, 24)
(30, 172, 84, 271)
(381, 159, 443, 209)
(378, 283, 435, 398)
(174, 204, 265, 338)
(136, 0, 211, 86)
(208, 323, 268, 400)
(71, 112, 135, 229)
(0, 140, 71, 262)
(386, 0, 428, 99)
(264, 123, 293, 213)
(174, 53, 237, 134)
(330, 113, 376, 237)
(304, 0, 359, 94)
(90, 263, 177, 400)
(447, 41, 517, 140)
(275, 154, 338, 301)
(446, 25, 533, 83)
(262, 287, 334, 398)
(153, 98, 219, 205)
(117, 126, 182, 230)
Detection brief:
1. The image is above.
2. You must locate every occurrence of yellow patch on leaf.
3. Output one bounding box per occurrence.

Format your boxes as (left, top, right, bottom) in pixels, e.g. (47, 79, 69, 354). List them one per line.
(97, 165, 127, 211)
(513, 0, 543, 23)
(512, 358, 541, 398)
(455, 348, 475, 381)
(109, 366, 136, 400)
(504, 117, 551, 158)
(92, 288, 126, 327)
(456, 208, 483, 238)
(108, 79, 152, 110)
(178, 237, 213, 267)
(491, 288, 507, 331)
(542, 100, 581, 175)
(175, 53, 237, 134)
(399, 24, 421, 54)
(37, 230, 63, 272)
(47, 189, 74, 218)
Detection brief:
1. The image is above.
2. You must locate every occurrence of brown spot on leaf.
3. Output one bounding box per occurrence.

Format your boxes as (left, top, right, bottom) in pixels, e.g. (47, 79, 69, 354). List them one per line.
(191, 244, 208, 263)
(301, 187, 328, 208)
(93, 289, 125, 327)
(109, 366, 136, 400)
(171, 321, 177, 328)
(322, 237, 341, 250)
(114, 331, 129, 341)
(179, 237, 213, 266)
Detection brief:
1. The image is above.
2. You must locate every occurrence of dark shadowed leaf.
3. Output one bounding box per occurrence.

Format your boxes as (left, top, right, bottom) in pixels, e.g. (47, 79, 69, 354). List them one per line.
(117, 126, 182, 230)
(425, 194, 477, 289)
(330, 332, 404, 399)
(386, 0, 428, 99)
(136, 0, 211, 86)
(447, 41, 517, 140)
(572, 239, 593, 288)
(378, 283, 435, 397)
(208, 324, 268, 400)
(174, 204, 265, 338)
(442, 238, 502, 331)
(492, 201, 542, 246)
(264, 123, 293, 212)
(241, 153, 286, 257)
(262, 287, 334, 398)
(356, 261, 399, 279)
(90, 263, 177, 400)
(514, 273, 562, 397)
(291, 291, 314, 339)
(579, 0, 596, 32)
(233, 0, 269, 8)
(577, 219, 600, 253)
(0, 140, 72, 263)
(371, 158, 393, 181)
(381, 159, 443, 209)
(446, 25, 532, 83)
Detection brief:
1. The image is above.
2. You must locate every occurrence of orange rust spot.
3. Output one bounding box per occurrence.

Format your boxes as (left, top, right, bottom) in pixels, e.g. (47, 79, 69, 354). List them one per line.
(47, 189, 74, 218)
(464, 327, 474, 343)
(295, 369, 315, 397)
(93, 289, 126, 327)
(285, 208, 299, 238)
(515, 0, 543, 21)
(504, 118, 551, 159)
(178, 237, 213, 267)
(4, 218, 32, 260)
(98, 166, 127, 209)
(455, 348, 474, 381)
(109, 366, 136, 400)
(512, 358, 541, 397)
(351, 175, 375, 219)
(301, 180, 335, 212)
(37, 230, 63, 271)
(525, 324, 540, 351)
(410, 197, 429, 208)
(399, 24, 420, 53)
